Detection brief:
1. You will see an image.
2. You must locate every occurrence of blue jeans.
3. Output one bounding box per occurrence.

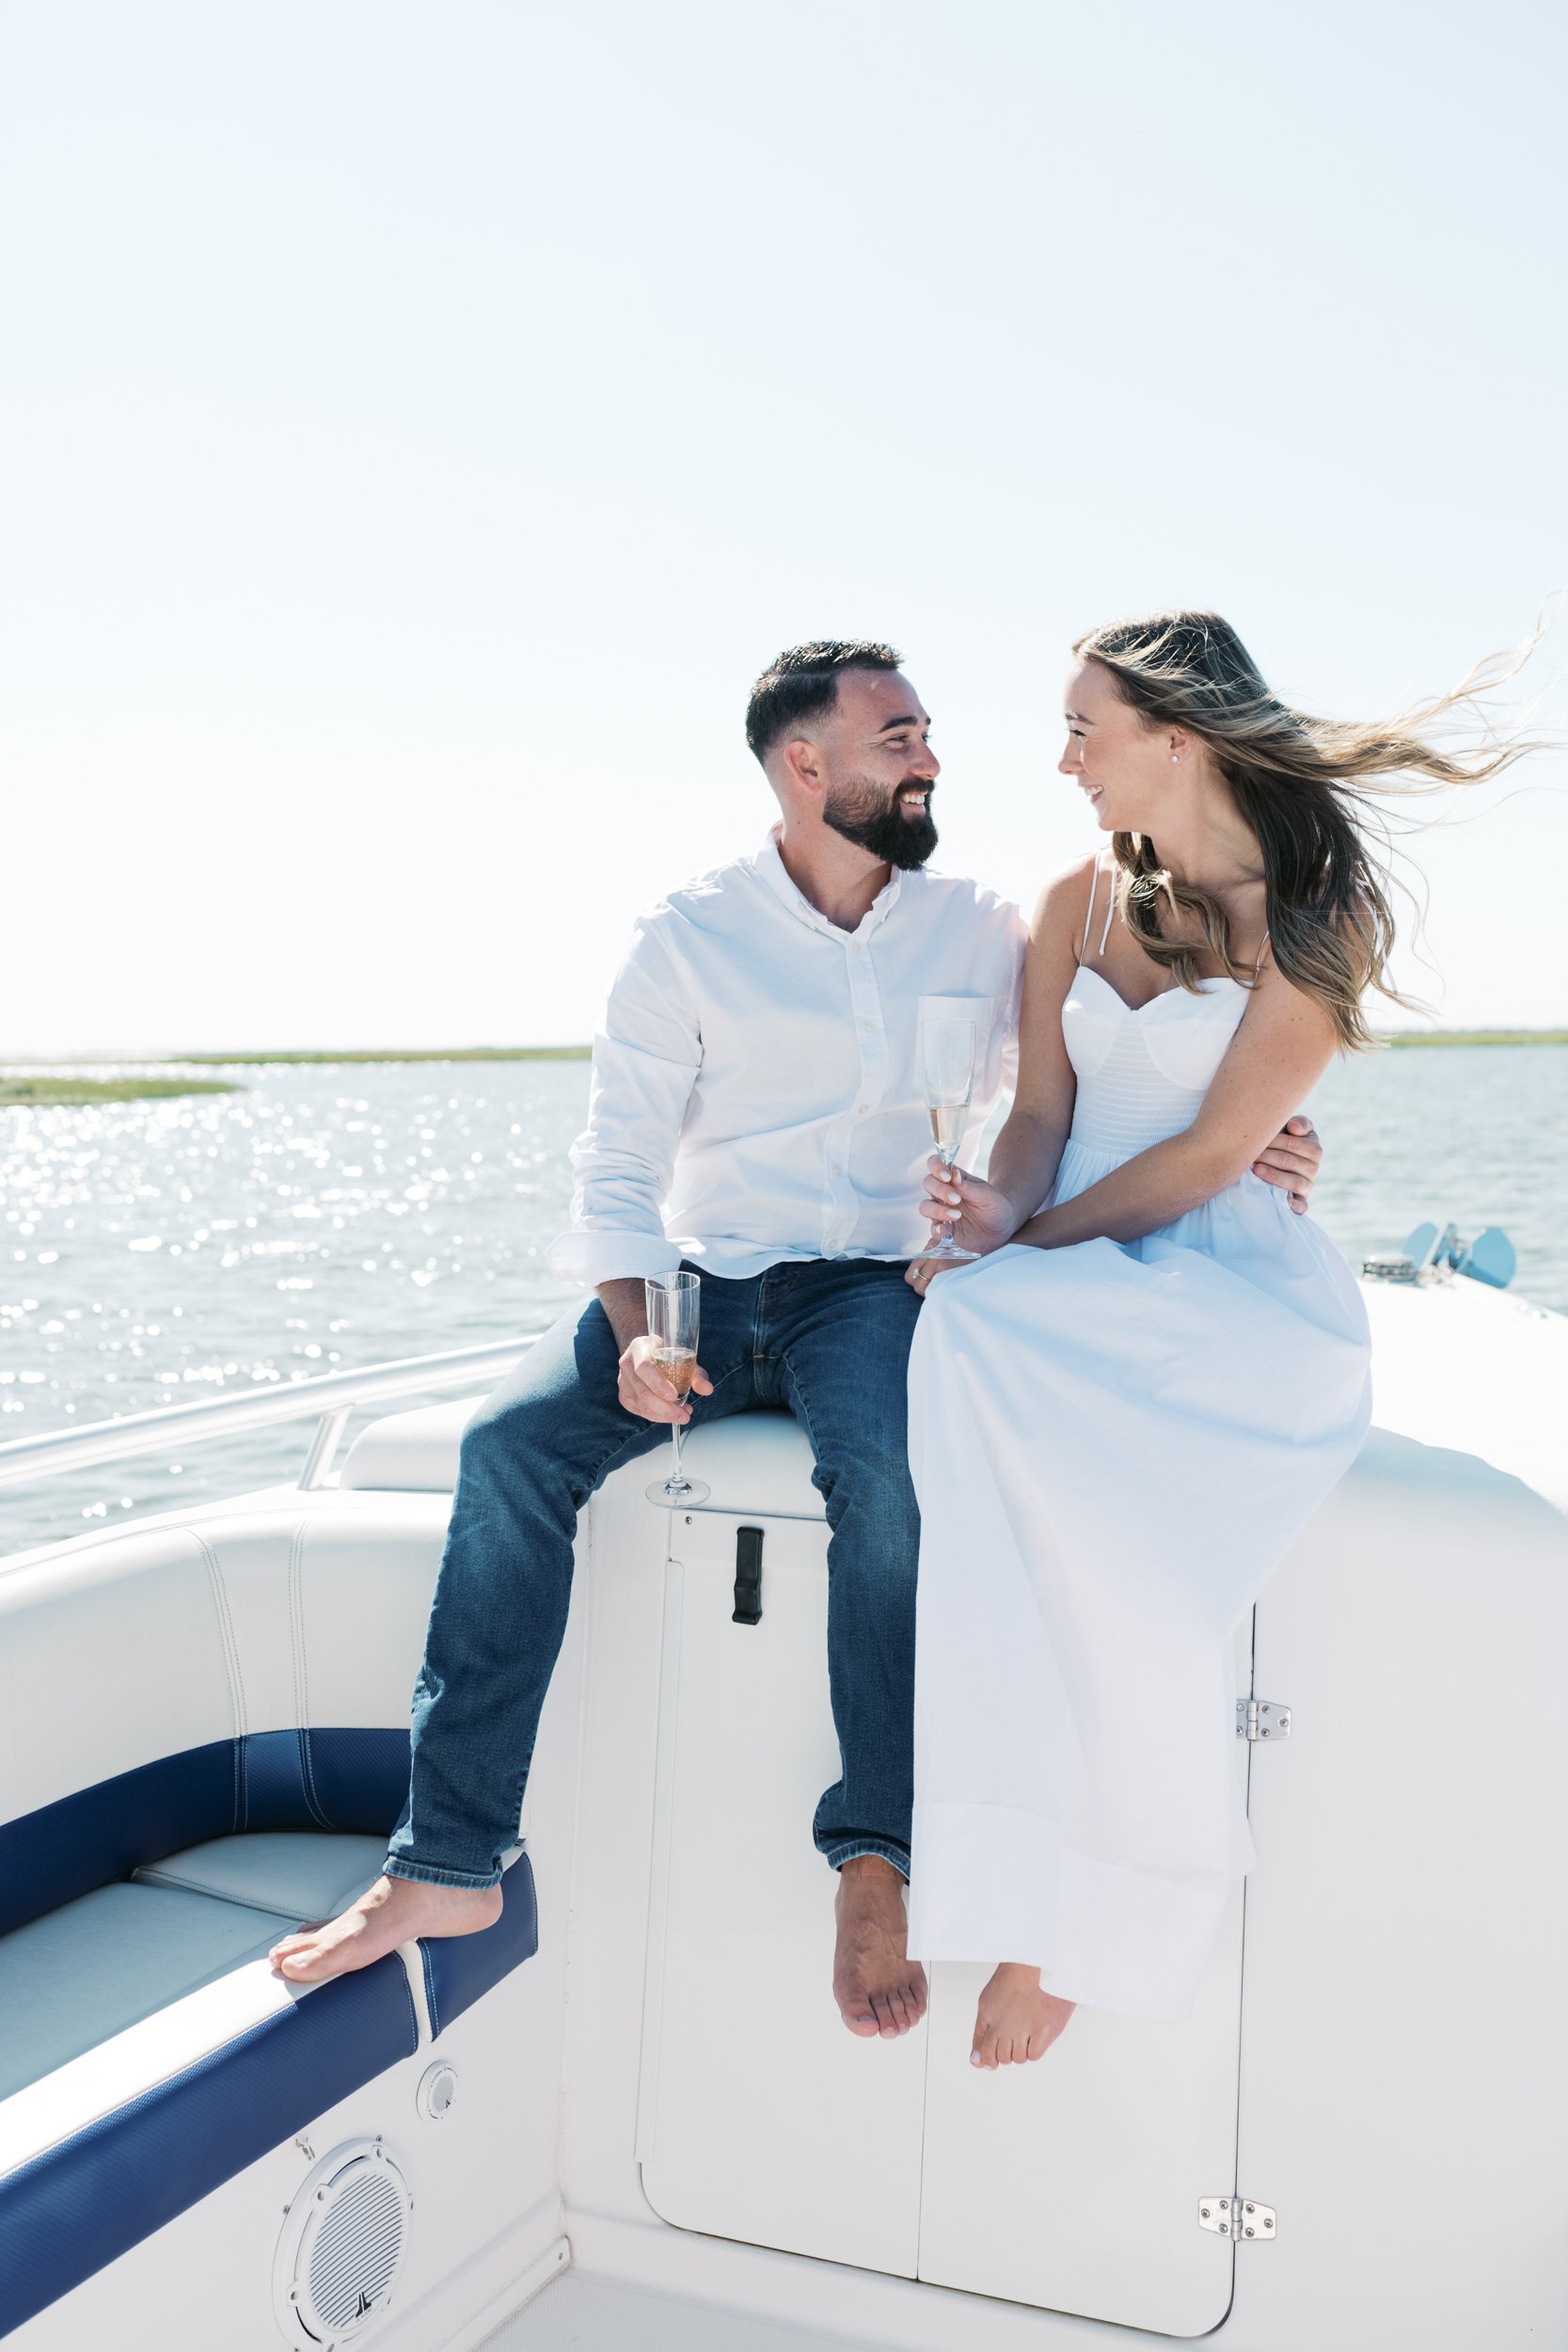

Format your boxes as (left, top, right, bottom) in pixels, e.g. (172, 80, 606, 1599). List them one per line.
(385, 1256, 924, 1889)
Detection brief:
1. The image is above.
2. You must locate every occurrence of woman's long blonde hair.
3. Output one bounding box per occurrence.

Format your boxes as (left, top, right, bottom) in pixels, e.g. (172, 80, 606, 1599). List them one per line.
(1073, 609, 1537, 1050)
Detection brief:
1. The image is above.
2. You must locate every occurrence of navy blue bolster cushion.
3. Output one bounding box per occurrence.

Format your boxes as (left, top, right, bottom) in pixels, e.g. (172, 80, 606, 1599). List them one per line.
(418, 1853, 539, 2040)
(0, 1955, 420, 2340)
(0, 1729, 413, 1939)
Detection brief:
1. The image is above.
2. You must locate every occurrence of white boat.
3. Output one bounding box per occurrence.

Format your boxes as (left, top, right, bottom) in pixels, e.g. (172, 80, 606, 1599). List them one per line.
(2, 1232, 1564, 2352)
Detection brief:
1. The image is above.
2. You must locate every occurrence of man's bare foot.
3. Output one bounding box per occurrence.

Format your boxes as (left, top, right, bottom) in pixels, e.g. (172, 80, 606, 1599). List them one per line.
(832, 1855, 927, 2040)
(269, 1874, 503, 1985)
(970, 1962, 1075, 2068)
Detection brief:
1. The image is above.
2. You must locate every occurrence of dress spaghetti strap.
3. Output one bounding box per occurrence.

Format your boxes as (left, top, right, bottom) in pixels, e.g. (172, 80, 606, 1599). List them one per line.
(1080, 855, 1117, 963)
(1080, 861, 1099, 960)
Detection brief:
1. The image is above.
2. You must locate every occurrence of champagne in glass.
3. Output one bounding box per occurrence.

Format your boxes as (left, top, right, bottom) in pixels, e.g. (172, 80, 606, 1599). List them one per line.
(928, 1101, 966, 1163)
(643, 1270, 710, 1506)
(918, 1014, 979, 1263)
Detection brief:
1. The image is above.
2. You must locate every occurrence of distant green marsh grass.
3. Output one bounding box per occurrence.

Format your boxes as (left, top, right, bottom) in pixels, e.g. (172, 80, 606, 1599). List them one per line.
(1384, 1030, 1568, 1048)
(1, 1045, 590, 1107)
(182, 1046, 592, 1065)
(0, 1076, 242, 1108)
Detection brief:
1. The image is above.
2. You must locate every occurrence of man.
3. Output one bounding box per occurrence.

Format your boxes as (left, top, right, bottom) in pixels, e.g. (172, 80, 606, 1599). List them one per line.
(272, 642, 1322, 2036)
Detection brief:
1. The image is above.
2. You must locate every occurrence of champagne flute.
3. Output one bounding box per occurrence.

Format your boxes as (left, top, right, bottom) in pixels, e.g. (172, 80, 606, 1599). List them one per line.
(919, 1013, 979, 1263)
(643, 1270, 710, 1506)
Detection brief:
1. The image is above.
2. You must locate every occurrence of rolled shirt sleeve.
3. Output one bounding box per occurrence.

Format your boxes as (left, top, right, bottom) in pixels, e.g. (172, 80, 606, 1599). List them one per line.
(546, 918, 701, 1288)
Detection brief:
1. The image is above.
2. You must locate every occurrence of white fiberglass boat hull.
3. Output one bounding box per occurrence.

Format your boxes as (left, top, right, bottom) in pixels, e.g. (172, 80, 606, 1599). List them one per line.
(1, 1270, 1563, 2352)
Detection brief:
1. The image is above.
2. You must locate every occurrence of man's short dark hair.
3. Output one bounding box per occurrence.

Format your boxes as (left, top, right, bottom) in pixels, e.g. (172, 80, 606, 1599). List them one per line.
(745, 640, 902, 765)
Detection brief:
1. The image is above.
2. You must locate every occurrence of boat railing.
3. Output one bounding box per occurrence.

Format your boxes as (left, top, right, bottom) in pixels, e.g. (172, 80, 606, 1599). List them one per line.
(0, 1336, 540, 1495)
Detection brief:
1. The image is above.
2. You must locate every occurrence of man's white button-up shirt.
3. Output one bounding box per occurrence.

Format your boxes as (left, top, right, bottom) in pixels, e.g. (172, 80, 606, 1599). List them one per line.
(548, 832, 1026, 1286)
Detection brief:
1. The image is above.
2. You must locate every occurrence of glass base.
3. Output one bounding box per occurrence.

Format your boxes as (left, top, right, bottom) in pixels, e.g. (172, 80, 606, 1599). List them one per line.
(646, 1474, 711, 1506)
(920, 1239, 979, 1263)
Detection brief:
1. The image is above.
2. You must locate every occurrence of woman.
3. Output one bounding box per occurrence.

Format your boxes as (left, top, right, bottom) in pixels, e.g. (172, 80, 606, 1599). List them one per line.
(903, 610, 1527, 2070)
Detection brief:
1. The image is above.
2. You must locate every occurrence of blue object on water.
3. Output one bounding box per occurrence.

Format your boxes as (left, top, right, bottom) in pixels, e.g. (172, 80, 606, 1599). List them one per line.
(1457, 1226, 1516, 1290)
(1401, 1219, 1515, 1289)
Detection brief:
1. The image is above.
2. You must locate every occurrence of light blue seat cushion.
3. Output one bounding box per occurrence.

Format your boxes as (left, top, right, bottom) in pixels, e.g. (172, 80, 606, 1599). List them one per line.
(0, 1832, 387, 2102)
(0, 1883, 290, 2102)
(135, 1830, 386, 1922)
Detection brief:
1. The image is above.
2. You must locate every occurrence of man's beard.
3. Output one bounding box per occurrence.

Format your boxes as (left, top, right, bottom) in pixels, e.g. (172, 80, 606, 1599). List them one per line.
(821, 774, 939, 870)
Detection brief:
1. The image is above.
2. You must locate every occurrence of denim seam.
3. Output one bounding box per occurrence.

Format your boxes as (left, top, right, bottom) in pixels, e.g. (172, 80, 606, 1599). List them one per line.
(385, 1857, 501, 1892)
(781, 1298, 918, 1518)
(821, 1837, 911, 1880)
(779, 1355, 837, 1518)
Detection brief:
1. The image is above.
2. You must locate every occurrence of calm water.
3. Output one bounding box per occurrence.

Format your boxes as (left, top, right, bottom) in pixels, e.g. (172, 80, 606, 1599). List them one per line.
(4, 1048, 1566, 1554)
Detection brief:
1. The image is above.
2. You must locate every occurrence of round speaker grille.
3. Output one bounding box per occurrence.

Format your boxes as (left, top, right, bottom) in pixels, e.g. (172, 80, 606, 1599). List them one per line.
(277, 2139, 412, 2346)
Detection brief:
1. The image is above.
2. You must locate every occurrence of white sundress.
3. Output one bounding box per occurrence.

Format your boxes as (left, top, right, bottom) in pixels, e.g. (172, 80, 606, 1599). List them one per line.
(905, 863, 1372, 2019)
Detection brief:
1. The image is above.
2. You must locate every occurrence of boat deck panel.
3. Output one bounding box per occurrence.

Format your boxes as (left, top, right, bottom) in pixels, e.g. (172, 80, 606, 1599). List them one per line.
(483, 2269, 885, 2352)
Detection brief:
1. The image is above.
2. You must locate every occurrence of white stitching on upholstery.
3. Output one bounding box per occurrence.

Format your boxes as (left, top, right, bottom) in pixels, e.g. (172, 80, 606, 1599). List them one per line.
(288, 1518, 332, 1827)
(187, 1529, 246, 1826)
(288, 1517, 311, 1736)
(297, 1726, 330, 1830)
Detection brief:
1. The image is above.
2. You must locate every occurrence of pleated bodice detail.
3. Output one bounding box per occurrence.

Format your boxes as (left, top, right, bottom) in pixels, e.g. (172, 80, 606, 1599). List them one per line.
(1062, 964, 1247, 1164)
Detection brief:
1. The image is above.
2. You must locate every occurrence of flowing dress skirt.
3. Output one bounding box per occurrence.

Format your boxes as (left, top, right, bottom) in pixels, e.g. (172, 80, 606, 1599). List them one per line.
(905, 1144, 1372, 2019)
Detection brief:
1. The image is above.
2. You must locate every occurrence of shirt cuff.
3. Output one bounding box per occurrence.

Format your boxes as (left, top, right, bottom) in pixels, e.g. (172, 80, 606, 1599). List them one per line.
(546, 1228, 684, 1288)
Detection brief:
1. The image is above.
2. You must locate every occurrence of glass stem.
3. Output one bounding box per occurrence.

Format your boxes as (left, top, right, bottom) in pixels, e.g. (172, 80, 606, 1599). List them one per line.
(669, 1417, 686, 1490)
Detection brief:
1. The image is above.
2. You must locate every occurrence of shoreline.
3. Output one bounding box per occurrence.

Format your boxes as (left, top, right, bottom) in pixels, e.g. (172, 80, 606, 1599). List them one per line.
(0, 1048, 590, 1108)
(7, 1030, 1567, 1069)
(5, 1033, 1566, 1111)
(1381, 1030, 1568, 1048)
(180, 1046, 593, 1065)
(0, 1077, 244, 1107)
(2, 1046, 591, 1069)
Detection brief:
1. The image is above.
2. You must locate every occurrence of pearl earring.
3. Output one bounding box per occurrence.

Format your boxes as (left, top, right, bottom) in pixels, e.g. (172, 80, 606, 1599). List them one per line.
(1171, 754, 1179, 764)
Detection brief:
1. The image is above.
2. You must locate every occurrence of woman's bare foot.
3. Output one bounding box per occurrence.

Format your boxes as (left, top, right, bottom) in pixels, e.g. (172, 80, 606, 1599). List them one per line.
(269, 1874, 503, 1985)
(969, 1962, 1075, 2068)
(833, 1855, 927, 2039)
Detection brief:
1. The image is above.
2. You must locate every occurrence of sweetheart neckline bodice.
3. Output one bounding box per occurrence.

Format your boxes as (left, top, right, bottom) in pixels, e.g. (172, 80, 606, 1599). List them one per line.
(1070, 962, 1246, 1019)
(1062, 961, 1249, 1156)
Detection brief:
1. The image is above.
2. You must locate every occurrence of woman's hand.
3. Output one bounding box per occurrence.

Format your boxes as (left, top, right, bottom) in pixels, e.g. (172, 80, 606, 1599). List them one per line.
(906, 1159, 1020, 1295)
(1251, 1114, 1323, 1214)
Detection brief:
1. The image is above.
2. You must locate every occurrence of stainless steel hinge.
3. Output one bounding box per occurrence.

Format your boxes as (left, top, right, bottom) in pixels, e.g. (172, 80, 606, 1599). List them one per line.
(1199, 2195, 1275, 2241)
(1236, 1697, 1291, 1741)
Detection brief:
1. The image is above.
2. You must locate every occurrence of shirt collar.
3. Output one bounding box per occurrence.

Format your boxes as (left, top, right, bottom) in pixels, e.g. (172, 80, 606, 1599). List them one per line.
(752, 826, 907, 943)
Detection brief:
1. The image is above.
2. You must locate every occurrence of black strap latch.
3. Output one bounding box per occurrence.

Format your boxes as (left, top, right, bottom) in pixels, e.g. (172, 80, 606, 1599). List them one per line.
(732, 1525, 764, 1625)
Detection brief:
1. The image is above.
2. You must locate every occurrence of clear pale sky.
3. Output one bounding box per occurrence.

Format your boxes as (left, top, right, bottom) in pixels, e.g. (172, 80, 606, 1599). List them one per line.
(4, 0, 1564, 1056)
